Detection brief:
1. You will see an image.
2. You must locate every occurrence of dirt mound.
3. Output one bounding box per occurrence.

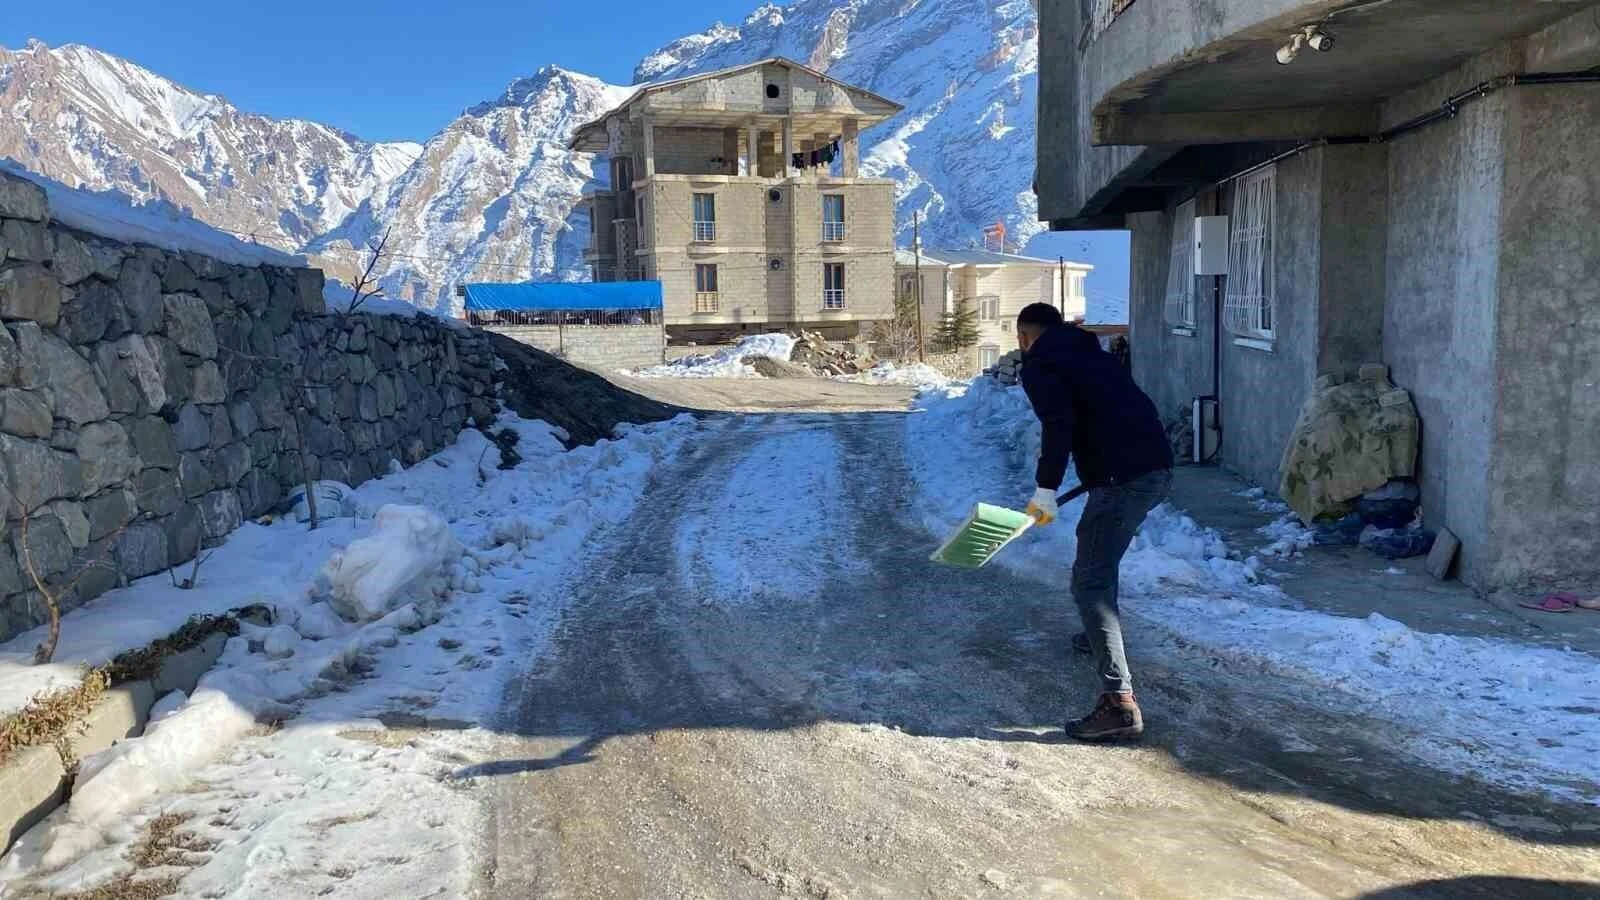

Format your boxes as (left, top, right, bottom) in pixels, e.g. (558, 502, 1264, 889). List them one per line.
(744, 355, 811, 379)
(487, 332, 687, 446)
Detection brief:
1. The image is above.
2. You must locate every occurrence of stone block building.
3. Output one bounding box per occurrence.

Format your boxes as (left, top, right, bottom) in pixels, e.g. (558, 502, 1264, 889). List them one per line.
(1036, 0, 1600, 592)
(571, 59, 903, 344)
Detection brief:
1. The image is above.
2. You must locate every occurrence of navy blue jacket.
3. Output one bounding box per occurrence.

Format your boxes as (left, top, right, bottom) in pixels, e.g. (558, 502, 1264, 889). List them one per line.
(1020, 324, 1173, 490)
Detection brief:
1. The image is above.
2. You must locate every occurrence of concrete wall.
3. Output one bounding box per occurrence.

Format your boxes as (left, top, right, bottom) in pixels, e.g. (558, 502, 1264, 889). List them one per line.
(1131, 144, 1388, 491)
(1216, 150, 1321, 489)
(1485, 84, 1600, 589)
(0, 171, 494, 641)
(1381, 66, 1508, 588)
(1128, 209, 1214, 429)
(485, 324, 665, 370)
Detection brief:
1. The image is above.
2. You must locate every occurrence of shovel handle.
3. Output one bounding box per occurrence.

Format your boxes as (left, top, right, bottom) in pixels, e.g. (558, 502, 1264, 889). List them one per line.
(1056, 484, 1089, 505)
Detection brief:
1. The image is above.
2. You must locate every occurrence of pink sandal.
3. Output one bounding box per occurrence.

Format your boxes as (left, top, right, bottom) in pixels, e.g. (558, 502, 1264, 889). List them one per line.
(1520, 593, 1581, 613)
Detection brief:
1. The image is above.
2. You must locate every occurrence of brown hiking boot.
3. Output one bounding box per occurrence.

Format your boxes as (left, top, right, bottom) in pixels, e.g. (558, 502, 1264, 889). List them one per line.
(1065, 693, 1144, 742)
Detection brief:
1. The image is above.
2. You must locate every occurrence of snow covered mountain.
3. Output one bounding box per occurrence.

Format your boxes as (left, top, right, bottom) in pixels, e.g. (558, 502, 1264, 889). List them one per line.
(313, 69, 633, 311)
(1, 0, 1042, 309)
(0, 41, 421, 263)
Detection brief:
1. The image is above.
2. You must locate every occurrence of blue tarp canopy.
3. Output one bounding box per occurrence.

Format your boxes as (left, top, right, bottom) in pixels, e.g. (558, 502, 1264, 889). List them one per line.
(462, 281, 662, 312)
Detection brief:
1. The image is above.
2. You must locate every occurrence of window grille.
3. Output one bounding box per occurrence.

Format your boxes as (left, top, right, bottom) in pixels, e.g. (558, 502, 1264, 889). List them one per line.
(1224, 167, 1275, 340)
(1164, 199, 1197, 328)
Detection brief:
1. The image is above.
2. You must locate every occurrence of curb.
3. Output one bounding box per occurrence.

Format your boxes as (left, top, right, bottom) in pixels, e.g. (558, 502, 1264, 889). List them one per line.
(0, 631, 229, 855)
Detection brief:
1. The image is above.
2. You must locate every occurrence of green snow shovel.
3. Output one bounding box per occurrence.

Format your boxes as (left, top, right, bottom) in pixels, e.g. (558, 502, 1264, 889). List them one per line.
(930, 484, 1089, 569)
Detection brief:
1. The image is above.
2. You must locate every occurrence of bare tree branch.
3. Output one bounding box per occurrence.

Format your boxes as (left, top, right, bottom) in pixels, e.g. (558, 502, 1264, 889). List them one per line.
(167, 549, 215, 591)
(18, 502, 128, 665)
(347, 228, 392, 315)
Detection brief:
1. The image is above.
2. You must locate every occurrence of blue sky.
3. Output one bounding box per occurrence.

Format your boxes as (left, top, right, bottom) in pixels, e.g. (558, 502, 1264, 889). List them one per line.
(4, 2, 1130, 304)
(3, 1, 760, 142)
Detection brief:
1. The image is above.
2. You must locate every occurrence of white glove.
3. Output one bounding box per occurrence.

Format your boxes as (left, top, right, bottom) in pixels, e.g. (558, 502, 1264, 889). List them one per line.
(1025, 487, 1058, 526)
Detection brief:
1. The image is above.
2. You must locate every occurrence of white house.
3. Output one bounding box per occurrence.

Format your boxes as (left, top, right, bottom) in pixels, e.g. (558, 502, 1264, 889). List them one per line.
(894, 248, 1092, 369)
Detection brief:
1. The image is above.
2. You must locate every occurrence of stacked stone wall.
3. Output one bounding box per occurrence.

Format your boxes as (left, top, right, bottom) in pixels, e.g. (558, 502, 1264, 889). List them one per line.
(0, 172, 494, 640)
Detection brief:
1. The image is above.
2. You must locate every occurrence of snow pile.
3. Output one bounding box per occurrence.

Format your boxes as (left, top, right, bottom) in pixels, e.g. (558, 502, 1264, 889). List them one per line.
(1, 411, 702, 894)
(316, 506, 462, 623)
(633, 333, 799, 379)
(0, 162, 304, 268)
(836, 361, 952, 392)
(905, 379, 1600, 800)
(1256, 514, 1315, 559)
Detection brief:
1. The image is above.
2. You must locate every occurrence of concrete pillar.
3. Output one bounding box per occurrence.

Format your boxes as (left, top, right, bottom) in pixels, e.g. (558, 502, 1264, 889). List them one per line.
(746, 125, 759, 176)
(722, 128, 740, 176)
(781, 119, 795, 177)
(641, 118, 656, 177)
(842, 119, 860, 178)
(813, 132, 832, 176)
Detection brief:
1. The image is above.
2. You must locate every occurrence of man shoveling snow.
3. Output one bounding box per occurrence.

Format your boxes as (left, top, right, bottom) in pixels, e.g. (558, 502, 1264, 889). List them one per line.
(1014, 303, 1174, 741)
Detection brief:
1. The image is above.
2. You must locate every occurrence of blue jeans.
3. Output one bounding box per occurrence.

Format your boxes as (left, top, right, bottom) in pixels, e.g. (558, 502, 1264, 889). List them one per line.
(1072, 469, 1171, 696)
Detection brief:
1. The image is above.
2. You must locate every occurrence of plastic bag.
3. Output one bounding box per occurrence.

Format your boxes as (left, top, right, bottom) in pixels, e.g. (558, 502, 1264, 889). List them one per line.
(286, 480, 357, 522)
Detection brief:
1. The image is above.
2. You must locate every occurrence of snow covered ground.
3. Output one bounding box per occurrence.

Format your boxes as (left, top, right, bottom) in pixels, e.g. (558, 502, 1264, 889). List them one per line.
(675, 427, 864, 605)
(832, 360, 951, 392)
(906, 377, 1600, 802)
(631, 333, 798, 379)
(0, 412, 702, 896)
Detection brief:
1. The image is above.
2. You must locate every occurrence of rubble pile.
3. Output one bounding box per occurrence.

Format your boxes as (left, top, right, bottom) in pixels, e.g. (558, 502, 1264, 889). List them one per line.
(786, 330, 872, 376)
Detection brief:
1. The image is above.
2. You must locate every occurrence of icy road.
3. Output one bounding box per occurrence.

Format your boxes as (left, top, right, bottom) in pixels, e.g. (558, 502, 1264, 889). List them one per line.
(474, 411, 1600, 899)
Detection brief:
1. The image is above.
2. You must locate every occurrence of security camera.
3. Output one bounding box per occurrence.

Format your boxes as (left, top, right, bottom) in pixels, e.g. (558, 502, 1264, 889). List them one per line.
(1275, 34, 1304, 65)
(1306, 28, 1334, 51)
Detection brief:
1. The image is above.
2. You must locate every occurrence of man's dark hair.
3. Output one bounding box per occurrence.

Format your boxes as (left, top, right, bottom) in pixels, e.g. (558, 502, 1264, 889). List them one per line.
(1017, 302, 1064, 331)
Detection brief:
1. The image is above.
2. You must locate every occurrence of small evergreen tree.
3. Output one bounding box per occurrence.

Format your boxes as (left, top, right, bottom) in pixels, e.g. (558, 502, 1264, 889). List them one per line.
(933, 296, 980, 352)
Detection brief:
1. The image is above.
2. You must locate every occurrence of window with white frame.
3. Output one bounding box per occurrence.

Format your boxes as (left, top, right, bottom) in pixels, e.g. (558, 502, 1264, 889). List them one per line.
(979, 345, 1001, 369)
(694, 263, 719, 313)
(900, 273, 916, 299)
(692, 193, 716, 242)
(822, 195, 846, 241)
(823, 263, 846, 309)
(977, 295, 999, 322)
(1164, 199, 1197, 329)
(1224, 167, 1275, 341)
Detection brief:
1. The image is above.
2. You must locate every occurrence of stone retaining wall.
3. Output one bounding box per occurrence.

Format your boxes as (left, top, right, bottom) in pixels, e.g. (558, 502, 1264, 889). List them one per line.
(0, 172, 495, 641)
(487, 324, 664, 370)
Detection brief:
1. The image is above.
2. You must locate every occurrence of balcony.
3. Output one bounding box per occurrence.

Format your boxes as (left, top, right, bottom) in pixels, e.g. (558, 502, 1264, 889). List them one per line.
(1081, 0, 1137, 49)
(1040, 0, 1591, 227)
(822, 220, 847, 242)
(693, 221, 717, 242)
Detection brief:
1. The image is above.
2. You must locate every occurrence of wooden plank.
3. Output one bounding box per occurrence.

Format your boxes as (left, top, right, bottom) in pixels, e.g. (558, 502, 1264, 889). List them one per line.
(1426, 527, 1460, 580)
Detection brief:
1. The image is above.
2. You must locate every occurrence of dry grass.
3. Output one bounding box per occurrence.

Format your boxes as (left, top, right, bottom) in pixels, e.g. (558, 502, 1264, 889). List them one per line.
(103, 614, 241, 684)
(0, 669, 109, 765)
(0, 613, 244, 767)
(18, 813, 212, 900)
(129, 813, 214, 868)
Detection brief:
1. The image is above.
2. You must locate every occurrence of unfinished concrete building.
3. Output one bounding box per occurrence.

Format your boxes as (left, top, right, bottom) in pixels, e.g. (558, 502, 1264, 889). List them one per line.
(571, 59, 903, 344)
(1037, 0, 1600, 592)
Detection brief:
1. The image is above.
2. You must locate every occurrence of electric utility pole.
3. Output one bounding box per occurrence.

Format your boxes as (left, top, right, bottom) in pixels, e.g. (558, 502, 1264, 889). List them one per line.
(914, 212, 925, 361)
